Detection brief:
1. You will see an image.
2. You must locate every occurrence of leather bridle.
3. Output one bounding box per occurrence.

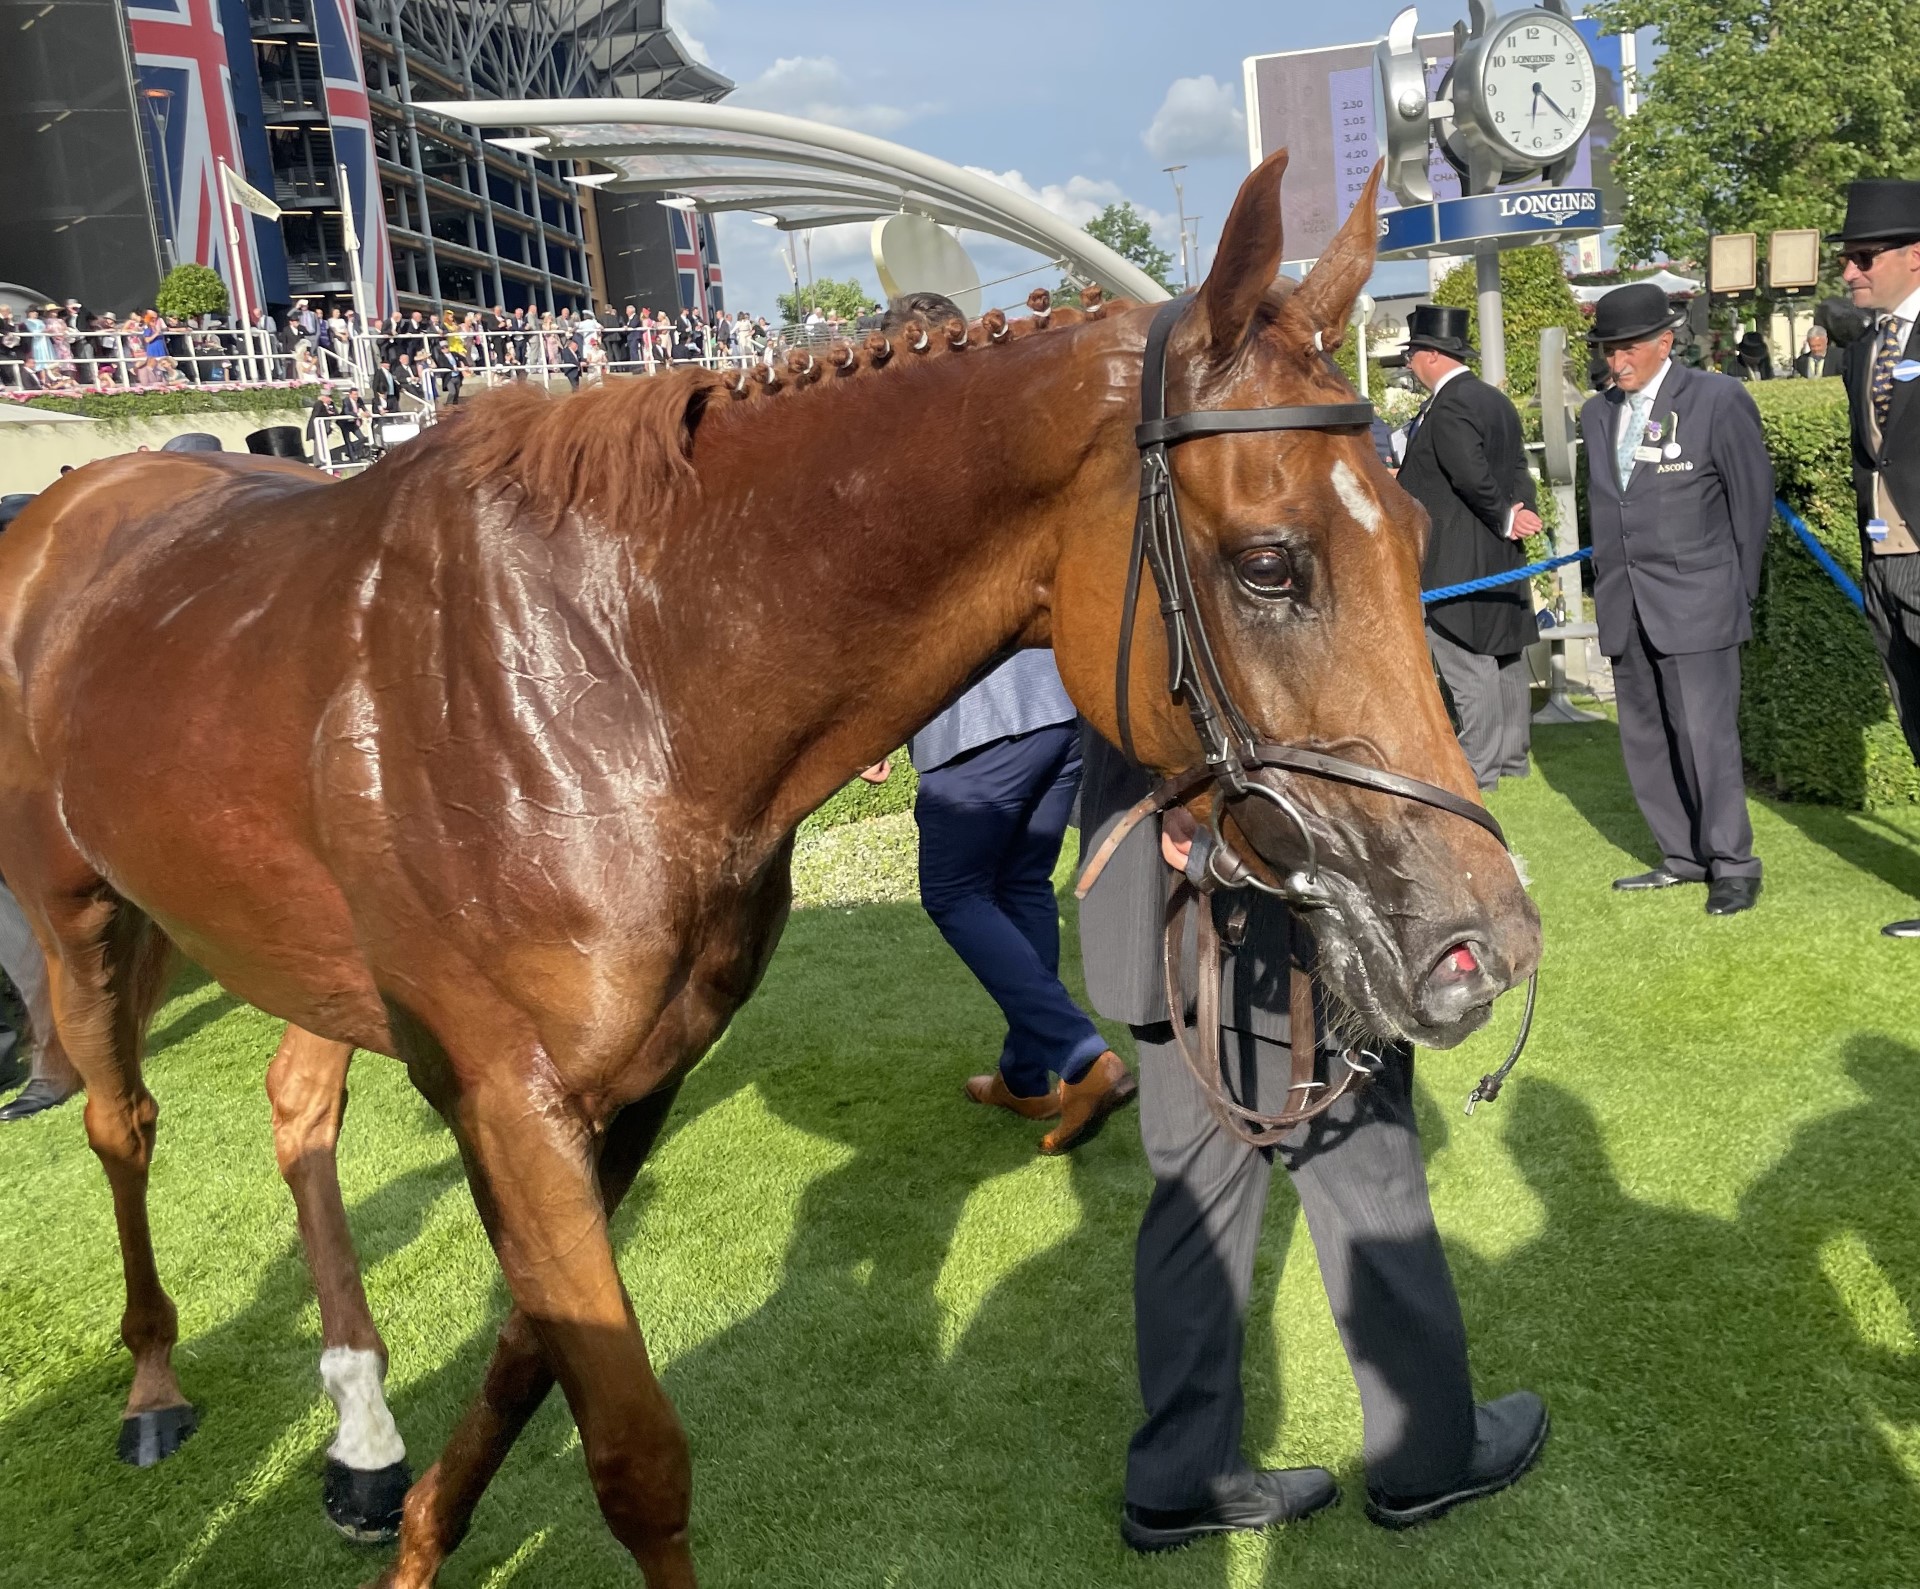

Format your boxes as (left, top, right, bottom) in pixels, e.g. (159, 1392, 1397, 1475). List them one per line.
(1076, 296, 1535, 1145)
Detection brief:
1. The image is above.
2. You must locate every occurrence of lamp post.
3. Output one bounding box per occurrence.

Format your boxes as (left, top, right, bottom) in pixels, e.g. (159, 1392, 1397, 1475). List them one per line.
(1163, 163, 1189, 288)
(142, 87, 177, 270)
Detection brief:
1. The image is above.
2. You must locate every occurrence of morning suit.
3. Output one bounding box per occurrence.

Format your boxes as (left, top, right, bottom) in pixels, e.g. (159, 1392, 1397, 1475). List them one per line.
(1076, 730, 1476, 1508)
(1399, 370, 1539, 788)
(1580, 361, 1772, 882)
(912, 653, 1107, 1098)
(1843, 293, 1920, 760)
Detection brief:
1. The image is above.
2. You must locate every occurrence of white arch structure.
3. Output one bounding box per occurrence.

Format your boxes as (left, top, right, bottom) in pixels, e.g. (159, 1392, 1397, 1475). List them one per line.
(415, 98, 1173, 304)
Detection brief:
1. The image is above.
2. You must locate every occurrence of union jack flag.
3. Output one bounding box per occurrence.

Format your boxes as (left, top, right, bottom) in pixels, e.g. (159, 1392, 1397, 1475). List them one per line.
(671, 210, 725, 315)
(126, 0, 264, 307)
(311, 0, 396, 319)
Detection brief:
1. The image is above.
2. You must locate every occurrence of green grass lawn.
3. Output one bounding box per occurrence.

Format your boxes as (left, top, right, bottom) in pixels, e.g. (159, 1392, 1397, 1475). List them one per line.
(4, 718, 1920, 1589)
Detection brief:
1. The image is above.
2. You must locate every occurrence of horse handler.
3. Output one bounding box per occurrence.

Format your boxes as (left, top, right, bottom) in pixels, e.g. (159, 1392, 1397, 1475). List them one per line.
(1077, 730, 1547, 1549)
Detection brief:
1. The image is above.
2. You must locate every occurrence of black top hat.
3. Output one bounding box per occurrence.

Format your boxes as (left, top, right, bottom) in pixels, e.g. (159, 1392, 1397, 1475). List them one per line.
(1587, 282, 1682, 344)
(1828, 180, 1920, 244)
(1403, 304, 1475, 360)
(1735, 331, 1771, 360)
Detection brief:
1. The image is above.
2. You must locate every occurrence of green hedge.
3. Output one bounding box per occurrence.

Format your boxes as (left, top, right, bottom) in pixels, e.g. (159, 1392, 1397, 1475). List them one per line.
(800, 751, 918, 833)
(18, 387, 319, 422)
(1742, 378, 1917, 810)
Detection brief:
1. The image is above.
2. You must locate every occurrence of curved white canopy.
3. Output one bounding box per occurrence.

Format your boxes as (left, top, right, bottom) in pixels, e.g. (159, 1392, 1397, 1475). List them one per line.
(414, 98, 1172, 303)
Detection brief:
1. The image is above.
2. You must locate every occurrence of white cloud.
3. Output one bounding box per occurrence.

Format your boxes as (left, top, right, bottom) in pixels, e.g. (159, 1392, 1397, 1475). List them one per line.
(664, 0, 716, 67)
(963, 167, 1173, 235)
(728, 56, 929, 134)
(1142, 75, 1247, 163)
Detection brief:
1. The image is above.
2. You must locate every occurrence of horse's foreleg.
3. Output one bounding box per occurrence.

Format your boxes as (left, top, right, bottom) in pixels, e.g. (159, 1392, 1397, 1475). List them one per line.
(377, 1083, 684, 1589)
(266, 1024, 410, 1541)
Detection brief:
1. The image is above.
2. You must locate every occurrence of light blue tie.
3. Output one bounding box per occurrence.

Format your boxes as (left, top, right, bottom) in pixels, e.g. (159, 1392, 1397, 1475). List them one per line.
(1616, 391, 1651, 491)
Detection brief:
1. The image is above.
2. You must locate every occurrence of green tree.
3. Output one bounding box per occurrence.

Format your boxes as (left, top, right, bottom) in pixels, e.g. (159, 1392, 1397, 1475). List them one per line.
(778, 276, 874, 326)
(1061, 202, 1176, 299)
(154, 262, 229, 320)
(1586, 0, 1920, 270)
(1432, 245, 1587, 399)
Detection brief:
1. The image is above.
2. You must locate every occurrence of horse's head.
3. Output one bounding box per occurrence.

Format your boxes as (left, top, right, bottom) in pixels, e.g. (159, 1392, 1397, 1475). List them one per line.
(1057, 151, 1540, 1050)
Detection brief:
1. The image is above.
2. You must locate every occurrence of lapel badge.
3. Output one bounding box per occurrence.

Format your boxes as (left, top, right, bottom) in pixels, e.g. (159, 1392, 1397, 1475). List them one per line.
(1644, 420, 1663, 442)
(1663, 442, 1681, 459)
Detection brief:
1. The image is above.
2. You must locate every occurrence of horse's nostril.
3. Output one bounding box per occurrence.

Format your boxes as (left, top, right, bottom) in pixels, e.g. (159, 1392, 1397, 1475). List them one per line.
(1433, 941, 1482, 984)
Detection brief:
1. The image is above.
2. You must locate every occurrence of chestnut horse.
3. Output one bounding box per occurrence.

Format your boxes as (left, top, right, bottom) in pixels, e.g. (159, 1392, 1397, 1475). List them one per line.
(0, 155, 1538, 1585)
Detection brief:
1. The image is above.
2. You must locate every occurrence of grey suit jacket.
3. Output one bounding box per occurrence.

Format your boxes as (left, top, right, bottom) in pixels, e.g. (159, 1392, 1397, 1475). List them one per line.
(1076, 727, 1295, 1042)
(1579, 361, 1774, 657)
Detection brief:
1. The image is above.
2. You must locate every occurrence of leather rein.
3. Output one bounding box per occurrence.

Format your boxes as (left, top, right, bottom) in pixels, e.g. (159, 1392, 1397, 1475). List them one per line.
(1075, 295, 1535, 1147)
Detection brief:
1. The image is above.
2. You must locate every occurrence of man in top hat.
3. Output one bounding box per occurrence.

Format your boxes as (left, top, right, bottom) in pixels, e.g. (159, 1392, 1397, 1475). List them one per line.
(1393, 305, 1543, 791)
(1835, 180, 1920, 935)
(1580, 283, 1773, 915)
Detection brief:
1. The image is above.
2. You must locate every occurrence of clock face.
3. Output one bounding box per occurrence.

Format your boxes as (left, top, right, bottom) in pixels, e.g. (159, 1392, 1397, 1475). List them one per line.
(1477, 13, 1596, 162)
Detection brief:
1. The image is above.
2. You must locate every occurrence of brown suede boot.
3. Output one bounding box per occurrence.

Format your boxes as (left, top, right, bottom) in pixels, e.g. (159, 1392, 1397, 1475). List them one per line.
(965, 1071, 1062, 1120)
(1040, 1050, 1137, 1155)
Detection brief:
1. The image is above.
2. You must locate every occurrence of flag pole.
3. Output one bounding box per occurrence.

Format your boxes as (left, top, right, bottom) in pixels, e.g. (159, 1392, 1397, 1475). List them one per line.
(338, 162, 374, 386)
(217, 158, 260, 384)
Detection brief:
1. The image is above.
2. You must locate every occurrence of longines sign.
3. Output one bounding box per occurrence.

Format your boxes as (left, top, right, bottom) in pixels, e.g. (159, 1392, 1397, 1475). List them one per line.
(1378, 188, 1604, 259)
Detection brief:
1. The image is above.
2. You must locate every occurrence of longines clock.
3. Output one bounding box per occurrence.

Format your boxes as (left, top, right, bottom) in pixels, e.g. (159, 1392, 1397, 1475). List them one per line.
(1440, 0, 1596, 193)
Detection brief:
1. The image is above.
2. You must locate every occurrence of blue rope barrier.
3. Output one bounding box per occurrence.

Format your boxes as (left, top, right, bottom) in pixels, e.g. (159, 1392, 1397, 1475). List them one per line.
(1422, 547, 1592, 605)
(1774, 498, 1865, 613)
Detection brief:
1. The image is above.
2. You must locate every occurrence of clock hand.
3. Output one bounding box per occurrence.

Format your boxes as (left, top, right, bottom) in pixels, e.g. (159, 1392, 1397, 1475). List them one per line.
(1529, 83, 1541, 124)
(1536, 86, 1574, 121)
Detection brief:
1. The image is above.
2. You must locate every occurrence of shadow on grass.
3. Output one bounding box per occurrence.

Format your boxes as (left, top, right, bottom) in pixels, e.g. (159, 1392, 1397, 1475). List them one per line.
(10, 900, 1920, 1588)
(1764, 800, 1920, 904)
(1529, 720, 1662, 873)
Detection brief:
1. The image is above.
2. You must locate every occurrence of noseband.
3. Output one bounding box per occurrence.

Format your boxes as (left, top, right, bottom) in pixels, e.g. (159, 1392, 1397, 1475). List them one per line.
(1078, 296, 1534, 1144)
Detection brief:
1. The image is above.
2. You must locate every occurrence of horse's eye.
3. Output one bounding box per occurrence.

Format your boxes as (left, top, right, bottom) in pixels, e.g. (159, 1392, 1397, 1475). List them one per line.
(1235, 546, 1297, 598)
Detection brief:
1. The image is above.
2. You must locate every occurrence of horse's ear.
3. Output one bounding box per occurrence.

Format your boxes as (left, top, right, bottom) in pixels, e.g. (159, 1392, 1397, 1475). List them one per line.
(1199, 149, 1290, 365)
(1292, 161, 1383, 351)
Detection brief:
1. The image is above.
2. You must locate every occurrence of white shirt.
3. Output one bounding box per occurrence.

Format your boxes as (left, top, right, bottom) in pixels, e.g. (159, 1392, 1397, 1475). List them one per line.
(1879, 283, 1920, 351)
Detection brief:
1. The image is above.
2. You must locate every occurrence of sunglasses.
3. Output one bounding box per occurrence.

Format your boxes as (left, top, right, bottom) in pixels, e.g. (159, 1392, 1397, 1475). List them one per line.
(1841, 244, 1902, 271)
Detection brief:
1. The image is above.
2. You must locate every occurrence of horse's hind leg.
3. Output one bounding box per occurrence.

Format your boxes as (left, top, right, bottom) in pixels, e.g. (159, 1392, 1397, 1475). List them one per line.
(376, 1082, 684, 1589)
(266, 1025, 411, 1541)
(45, 886, 188, 1463)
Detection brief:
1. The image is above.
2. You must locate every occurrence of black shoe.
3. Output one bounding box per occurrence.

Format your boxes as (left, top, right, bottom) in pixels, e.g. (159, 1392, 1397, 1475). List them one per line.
(1365, 1390, 1548, 1530)
(1123, 1467, 1339, 1553)
(1882, 919, 1920, 939)
(1705, 876, 1761, 916)
(1612, 867, 1692, 891)
(0, 1077, 78, 1121)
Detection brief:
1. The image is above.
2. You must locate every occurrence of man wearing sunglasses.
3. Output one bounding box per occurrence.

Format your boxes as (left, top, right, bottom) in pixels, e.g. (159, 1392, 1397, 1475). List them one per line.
(1835, 181, 1920, 938)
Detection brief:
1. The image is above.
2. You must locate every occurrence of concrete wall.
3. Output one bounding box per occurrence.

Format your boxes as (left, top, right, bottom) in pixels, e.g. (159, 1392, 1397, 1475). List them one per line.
(0, 411, 306, 494)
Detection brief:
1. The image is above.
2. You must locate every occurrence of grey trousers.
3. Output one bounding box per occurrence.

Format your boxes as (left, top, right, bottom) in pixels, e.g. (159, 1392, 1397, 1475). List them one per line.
(0, 880, 54, 1057)
(1864, 549, 1920, 764)
(1125, 1024, 1475, 1508)
(1427, 625, 1530, 790)
(1611, 619, 1759, 882)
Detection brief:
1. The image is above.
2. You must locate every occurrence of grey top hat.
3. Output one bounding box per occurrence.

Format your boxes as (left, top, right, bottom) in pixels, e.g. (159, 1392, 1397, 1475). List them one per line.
(1827, 180, 1920, 244)
(0, 492, 37, 528)
(1588, 281, 1683, 344)
(159, 431, 223, 453)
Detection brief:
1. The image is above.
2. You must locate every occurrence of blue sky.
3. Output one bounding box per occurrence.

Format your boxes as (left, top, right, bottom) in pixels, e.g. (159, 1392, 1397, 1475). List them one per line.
(671, 0, 1482, 315)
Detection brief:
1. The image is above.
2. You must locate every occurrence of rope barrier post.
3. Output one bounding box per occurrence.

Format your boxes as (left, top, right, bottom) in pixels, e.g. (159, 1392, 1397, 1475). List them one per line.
(1533, 326, 1604, 726)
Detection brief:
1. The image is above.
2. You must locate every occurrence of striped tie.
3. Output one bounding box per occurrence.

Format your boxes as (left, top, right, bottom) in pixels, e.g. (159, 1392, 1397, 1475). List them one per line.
(1873, 316, 1904, 430)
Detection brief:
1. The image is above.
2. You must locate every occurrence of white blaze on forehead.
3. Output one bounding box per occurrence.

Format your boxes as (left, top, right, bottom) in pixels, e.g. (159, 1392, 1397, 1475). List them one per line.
(320, 1346, 407, 1470)
(1331, 460, 1385, 535)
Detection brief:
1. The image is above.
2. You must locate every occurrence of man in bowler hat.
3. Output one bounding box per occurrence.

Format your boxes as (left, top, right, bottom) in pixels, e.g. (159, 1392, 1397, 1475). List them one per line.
(1581, 283, 1773, 915)
(1074, 731, 1547, 1550)
(1394, 305, 1544, 791)
(1833, 180, 1920, 937)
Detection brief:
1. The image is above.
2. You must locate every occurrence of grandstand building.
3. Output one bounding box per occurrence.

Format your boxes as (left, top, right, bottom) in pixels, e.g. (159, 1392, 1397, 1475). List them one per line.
(0, 0, 729, 318)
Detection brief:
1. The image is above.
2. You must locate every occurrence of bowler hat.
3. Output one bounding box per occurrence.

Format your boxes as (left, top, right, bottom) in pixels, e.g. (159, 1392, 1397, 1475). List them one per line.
(1587, 282, 1682, 344)
(159, 431, 222, 453)
(1403, 304, 1475, 360)
(1827, 180, 1920, 244)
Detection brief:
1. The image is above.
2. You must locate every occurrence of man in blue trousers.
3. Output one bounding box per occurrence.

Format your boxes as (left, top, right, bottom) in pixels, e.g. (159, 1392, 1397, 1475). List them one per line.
(903, 643, 1137, 1153)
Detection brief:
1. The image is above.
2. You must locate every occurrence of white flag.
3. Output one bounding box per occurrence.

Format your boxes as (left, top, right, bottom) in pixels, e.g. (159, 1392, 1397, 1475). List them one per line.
(341, 199, 361, 255)
(223, 165, 282, 222)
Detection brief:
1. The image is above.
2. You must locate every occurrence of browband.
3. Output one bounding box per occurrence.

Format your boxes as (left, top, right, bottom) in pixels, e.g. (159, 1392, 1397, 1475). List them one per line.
(1135, 404, 1377, 447)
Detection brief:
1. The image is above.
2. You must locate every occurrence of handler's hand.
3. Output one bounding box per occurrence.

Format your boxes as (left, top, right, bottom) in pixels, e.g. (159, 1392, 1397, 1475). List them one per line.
(1161, 806, 1198, 872)
(858, 758, 891, 784)
(1510, 506, 1543, 540)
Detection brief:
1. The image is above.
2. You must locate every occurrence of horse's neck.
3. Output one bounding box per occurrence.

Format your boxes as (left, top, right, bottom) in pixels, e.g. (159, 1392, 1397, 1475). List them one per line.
(680, 318, 1141, 838)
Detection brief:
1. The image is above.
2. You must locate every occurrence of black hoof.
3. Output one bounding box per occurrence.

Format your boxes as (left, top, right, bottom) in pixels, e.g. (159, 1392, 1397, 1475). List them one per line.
(324, 1457, 411, 1544)
(118, 1403, 199, 1467)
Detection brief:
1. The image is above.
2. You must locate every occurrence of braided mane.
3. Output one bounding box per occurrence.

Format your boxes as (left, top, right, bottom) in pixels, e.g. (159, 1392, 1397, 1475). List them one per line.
(435, 288, 1135, 528)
